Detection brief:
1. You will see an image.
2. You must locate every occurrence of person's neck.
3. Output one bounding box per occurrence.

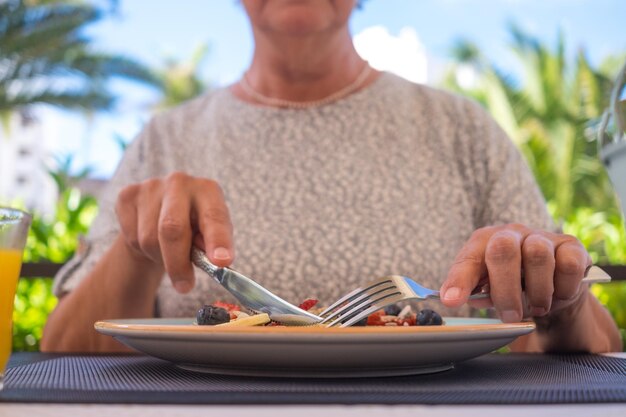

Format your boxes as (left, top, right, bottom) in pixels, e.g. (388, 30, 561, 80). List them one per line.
(241, 28, 369, 102)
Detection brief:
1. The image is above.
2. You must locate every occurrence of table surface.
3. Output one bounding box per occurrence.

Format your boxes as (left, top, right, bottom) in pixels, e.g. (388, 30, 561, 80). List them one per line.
(1, 352, 625, 417)
(2, 403, 626, 417)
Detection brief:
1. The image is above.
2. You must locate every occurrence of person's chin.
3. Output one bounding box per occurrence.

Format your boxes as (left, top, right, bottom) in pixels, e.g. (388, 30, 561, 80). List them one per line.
(268, 7, 333, 35)
(275, 24, 327, 36)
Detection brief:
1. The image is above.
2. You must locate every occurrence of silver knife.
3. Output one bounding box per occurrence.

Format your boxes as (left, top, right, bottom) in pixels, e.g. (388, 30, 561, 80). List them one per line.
(191, 246, 321, 325)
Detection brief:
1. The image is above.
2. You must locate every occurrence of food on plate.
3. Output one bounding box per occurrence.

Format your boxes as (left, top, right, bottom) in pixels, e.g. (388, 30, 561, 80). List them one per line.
(196, 305, 231, 325)
(196, 303, 271, 327)
(196, 299, 444, 327)
(417, 308, 444, 326)
(215, 313, 271, 327)
(298, 298, 319, 311)
(383, 304, 402, 316)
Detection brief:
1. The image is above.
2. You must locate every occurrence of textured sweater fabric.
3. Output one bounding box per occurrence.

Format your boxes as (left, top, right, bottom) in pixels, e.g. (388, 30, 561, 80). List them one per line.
(53, 72, 554, 318)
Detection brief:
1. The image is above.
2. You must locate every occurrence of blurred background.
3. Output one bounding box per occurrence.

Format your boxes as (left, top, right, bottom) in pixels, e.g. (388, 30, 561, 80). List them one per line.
(1, 0, 625, 351)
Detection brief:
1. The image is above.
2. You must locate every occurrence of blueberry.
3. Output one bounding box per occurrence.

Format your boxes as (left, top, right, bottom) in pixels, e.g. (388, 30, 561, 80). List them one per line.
(353, 316, 368, 326)
(384, 304, 402, 316)
(417, 309, 443, 326)
(196, 305, 230, 325)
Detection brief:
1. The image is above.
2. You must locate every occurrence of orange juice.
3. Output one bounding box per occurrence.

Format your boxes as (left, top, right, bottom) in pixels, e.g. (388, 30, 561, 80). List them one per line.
(0, 249, 22, 374)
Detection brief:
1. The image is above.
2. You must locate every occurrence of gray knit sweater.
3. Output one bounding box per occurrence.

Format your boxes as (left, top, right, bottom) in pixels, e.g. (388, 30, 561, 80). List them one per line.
(53, 72, 554, 318)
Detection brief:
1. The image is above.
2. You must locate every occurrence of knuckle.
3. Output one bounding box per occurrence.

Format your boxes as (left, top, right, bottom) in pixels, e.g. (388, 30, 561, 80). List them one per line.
(522, 237, 554, 267)
(138, 178, 163, 196)
(117, 184, 138, 205)
(486, 232, 518, 262)
(559, 234, 586, 251)
(141, 178, 161, 189)
(470, 226, 493, 240)
(165, 171, 189, 185)
(561, 233, 579, 244)
(158, 217, 187, 241)
(199, 178, 223, 195)
(507, 223, 529, 232)
(556, 255, 585, 276)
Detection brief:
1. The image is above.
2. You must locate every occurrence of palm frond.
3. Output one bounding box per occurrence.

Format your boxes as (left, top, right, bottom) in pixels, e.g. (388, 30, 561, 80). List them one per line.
(0, 2, 99, 56)
(0, 0, 160, 118)
(0, 89, 114, 112)
(153, 42, 210, 109)
(447, 23, 622, 219)
(450, 38, 483, 66)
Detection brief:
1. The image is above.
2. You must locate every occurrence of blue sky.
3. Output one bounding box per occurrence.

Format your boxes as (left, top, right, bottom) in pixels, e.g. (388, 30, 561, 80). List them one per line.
(47, 0, 626, 178)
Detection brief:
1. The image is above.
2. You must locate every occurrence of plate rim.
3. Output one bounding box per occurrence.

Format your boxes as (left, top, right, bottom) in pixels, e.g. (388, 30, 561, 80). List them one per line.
(93, 317, 535, 377)
(95, 317, 536, 342)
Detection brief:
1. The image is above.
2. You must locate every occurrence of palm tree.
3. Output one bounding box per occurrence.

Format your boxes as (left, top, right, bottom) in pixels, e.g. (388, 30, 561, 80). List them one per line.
(444, 24, 620, 221)
(0, 0, 161, 126)
(443, 26, 626, 345)
(152, 43, 210, 110)
(110, 43, 210, 148)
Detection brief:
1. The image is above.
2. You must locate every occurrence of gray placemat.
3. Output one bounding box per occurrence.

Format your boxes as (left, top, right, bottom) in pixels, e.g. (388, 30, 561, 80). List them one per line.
(1, 353, 625, 404)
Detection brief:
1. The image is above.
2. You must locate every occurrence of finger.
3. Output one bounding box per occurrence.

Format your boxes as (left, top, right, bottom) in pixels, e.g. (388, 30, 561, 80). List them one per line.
(136, 179, 164, 264)
(440, 228, 491, 307)
(159, 174, 195, 293)
(553, 237, 590, 301)
(193, 179, 234, 267)
(485, 230, 523, 322)
(115, 184, 140, 252)
(521, 234, 555, 317)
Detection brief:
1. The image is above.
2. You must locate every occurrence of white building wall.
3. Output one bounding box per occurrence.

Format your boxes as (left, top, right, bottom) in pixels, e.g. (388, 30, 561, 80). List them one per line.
(0, 113, 58, 215)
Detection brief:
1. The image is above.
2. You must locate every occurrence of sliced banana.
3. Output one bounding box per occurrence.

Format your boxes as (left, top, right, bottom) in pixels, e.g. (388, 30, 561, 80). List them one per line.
(231, 310, 250, 319)
(216, 313, 271, 327)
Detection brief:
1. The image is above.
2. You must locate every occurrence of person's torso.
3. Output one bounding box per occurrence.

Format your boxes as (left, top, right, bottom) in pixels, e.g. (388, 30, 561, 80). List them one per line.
(153, 74, 478, 317)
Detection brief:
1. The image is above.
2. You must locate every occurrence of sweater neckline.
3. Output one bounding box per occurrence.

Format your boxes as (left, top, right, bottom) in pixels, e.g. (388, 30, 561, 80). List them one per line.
(219, 71, 395, 114)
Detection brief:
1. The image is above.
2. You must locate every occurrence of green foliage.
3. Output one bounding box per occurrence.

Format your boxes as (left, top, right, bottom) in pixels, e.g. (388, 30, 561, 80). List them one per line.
(12, 155, 98, 351)
(445, 26, 626, 349)
(1, 0, 155, 350)
(591, 282, 626, 348)
(446, 25, 619, 221)
(0, 0, 161, 126)
(12, 278, 57, 351)
(7, 18, 626, 352)
(558, 205, 626, 265)
(562, 206, 626, 348)
(153, 43, 210, 110)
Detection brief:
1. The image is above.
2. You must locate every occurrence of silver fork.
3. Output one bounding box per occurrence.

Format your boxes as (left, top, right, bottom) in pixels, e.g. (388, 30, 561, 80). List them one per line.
(191, 246, 321, 325)
(319, 266, 612, 327)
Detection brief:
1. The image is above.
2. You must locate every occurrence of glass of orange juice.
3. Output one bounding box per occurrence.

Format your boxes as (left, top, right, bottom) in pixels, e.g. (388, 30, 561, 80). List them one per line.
(0, 207, 31, 390)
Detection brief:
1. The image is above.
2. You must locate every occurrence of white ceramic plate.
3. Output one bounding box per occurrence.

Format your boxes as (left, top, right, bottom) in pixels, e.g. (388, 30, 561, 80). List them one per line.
(95, 318, 534, 378)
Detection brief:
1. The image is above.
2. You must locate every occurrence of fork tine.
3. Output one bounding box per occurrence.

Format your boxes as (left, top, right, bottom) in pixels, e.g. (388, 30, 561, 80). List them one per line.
(326, 291, 402, 328)
(319, 277, 395, 318)
(338, 295, 405, 328)
(319, 282, 396, 324)
(325, 288, 402, 327)
(318, 287, 363, 318)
